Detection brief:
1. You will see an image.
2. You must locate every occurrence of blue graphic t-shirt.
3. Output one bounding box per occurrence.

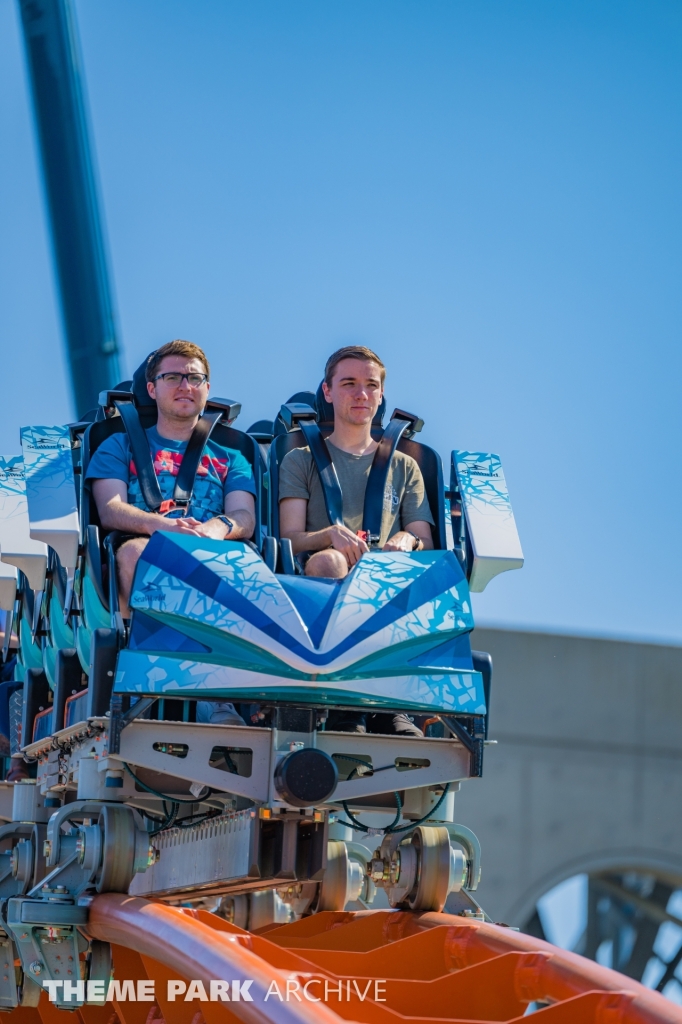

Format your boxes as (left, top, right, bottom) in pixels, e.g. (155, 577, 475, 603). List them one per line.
(85, 425, 256, 522)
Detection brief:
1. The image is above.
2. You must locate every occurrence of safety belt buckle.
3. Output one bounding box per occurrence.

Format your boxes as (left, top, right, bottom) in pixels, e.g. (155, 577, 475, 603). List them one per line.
(357, 530, 381, 548)
(158, 500, 177, 515)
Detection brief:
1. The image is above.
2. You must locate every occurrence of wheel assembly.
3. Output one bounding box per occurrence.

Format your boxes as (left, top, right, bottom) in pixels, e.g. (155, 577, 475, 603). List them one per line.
(98, 805, 142, 893)
(405, 825, 453, 912)
(370, 824, 469, 913)
(317, 840, 365, 911)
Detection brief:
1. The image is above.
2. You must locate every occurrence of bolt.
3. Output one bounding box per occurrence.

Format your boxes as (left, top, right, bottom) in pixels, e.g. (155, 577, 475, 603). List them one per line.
(370, 858, 386, 882)
(29, 962, 42, 976)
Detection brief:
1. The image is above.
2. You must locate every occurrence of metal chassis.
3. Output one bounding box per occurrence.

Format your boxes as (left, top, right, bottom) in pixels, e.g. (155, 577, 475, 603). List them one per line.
(25, 717, 473, 809)
(19, 715, 479, 904)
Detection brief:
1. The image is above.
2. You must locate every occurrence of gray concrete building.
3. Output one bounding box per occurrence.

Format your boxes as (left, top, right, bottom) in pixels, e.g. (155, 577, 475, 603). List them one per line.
(455, 627, 682, 963)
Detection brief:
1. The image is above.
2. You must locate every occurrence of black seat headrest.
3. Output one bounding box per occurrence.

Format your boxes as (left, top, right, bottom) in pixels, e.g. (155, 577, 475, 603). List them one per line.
(248, 419, 275, 439)
(132, 354, 156, 408)
(274, 392, 317, 436)
(314, 381, 385, 429)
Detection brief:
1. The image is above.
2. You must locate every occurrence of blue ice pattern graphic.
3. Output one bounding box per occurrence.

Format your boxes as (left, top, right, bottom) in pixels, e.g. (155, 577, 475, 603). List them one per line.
(0, 458, 28, 521)
(21, 426, 78, 523)
(122, 534, 485, 713)
(454, 451, 513, 521)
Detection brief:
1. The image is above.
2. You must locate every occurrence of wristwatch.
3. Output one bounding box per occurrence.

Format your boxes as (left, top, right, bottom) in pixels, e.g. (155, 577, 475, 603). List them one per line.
(216, 515, 234, 536)
(407, 531, 424, 551)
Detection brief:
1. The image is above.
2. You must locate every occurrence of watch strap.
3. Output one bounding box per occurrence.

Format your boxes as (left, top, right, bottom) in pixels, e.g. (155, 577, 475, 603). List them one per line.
(217, 515, 234, 535)
(407, 530, 424, 551)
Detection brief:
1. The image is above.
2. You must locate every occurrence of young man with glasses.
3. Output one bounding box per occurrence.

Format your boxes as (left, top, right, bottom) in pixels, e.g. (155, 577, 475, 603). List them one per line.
(86, 340, 256, 617)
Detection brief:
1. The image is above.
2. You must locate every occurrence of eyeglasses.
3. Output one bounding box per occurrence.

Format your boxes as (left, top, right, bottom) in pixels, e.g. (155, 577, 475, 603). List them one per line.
(152, 372, 209, 387)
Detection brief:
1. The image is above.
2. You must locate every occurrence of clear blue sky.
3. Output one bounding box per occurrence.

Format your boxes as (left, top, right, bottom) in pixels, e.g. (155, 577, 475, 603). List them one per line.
(1, 0, 682, 642)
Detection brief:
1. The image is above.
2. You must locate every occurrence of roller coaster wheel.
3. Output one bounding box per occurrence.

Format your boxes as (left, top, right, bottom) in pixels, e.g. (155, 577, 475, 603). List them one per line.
(317, 840, 350, 911)
(217, 894, 249, 929)
(20, 976, 42, 1007)
(406, 825, 452, 913)
(96, 806, 137, 893)
(318, 841, 366, 911)
(10, 839, 34, 895)
(87, 939, 112, 986)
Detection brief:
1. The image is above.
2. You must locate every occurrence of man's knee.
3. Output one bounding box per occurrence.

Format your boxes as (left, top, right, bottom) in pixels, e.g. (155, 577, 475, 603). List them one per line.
(305, 550, 348, 579)
(116, 537, 148, 578)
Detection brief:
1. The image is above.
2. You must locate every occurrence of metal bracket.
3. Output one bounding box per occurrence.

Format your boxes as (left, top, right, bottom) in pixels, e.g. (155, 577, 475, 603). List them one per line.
(0, 933, 20, 1009)
(108, 695, 156, 756)
(440, 715, 485, 777)
(441, 822, 482, 890)
(6, 897, 88, 1009)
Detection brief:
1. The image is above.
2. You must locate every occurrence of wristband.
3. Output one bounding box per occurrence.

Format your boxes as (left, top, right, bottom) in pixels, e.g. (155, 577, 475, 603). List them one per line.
(216, 515, 234, 536)
(407, 531, 424, 552)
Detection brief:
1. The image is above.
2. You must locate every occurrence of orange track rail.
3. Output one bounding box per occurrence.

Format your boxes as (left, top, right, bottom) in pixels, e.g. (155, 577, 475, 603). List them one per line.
(8, 895, 682, 1024)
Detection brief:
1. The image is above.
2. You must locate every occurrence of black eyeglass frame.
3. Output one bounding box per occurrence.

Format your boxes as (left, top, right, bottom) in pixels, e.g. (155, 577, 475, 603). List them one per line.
(151, 372, 210, 387)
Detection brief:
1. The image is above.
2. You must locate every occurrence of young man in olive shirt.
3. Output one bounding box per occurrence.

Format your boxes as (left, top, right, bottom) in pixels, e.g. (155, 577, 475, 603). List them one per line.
(278, 346, 434, 578)
(278, 346, 434, 736)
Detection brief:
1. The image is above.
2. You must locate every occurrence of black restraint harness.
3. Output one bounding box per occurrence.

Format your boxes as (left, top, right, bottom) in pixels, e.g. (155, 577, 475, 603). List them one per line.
(297, 420, 344, 528)
(282, 403, 422, 546)
(360, 413, 418, 543)
(115, 401, 223, 515)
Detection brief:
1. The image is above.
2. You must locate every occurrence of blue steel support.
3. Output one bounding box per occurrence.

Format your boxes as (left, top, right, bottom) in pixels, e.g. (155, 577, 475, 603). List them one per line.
(18, 0, 123, 416)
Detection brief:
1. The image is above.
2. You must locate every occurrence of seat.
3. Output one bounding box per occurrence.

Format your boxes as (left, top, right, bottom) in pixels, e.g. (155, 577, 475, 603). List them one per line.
(265, 382, 491, 737)
(69, 358, 265, 732)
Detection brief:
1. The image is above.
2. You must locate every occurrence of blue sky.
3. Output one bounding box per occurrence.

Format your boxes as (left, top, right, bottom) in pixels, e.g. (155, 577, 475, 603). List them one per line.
(2, 0, 682, 641)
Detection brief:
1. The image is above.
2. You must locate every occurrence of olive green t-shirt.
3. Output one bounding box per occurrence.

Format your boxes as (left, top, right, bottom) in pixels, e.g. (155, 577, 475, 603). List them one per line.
(278, 440, 435, 546)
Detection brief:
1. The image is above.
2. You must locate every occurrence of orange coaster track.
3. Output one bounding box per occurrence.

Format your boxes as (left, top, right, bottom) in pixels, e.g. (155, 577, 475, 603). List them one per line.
(7, 895, 682, 1024)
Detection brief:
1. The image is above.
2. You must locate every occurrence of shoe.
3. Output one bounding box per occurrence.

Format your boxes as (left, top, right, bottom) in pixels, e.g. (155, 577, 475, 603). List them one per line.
(366, 713, 423, 738)
(196, 700, 246, 726)
(326, 710, 367, 733)
(391, 714, 424, 737)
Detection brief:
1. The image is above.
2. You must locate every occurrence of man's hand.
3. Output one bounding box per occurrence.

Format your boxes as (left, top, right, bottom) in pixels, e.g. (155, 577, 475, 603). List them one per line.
(279, 498, 369, 565)
(193, 518, 229, 540)
(328, 524, 369, 567)
(382, 531, 415, 553)
(156, 516, 202, 535)
(383, 522, 433, 553)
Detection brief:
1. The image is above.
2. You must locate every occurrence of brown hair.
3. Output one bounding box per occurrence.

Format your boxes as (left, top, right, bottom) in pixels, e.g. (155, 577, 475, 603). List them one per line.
(324, 345, 386, 387)
(145, 340, 211, 382)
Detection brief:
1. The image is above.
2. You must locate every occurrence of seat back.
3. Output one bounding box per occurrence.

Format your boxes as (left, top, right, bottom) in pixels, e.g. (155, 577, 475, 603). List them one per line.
(394, 436, 446, 550)
(268, 384, 446, 549)
(269, 429, 313, 539)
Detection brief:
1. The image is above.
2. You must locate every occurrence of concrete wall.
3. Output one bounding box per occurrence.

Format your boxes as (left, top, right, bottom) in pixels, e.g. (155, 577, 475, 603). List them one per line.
(454, 628, 682, 925)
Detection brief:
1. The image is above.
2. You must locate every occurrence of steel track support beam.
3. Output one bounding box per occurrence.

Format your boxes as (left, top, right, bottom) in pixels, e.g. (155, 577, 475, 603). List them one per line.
(17, 0, 122, 416)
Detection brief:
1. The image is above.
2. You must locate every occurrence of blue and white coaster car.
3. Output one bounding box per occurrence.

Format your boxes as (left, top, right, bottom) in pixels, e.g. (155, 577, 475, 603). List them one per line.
(0, 361, 524, 981)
